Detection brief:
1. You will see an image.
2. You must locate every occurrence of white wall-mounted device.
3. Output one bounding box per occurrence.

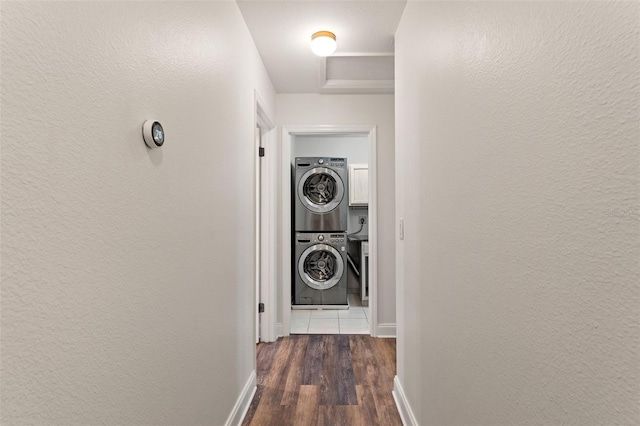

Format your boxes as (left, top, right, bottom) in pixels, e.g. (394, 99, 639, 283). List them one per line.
(142, 120, 164, 149)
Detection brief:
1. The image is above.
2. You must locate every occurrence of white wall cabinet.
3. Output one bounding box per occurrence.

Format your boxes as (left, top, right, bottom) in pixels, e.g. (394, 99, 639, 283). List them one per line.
(349, 163, 369, 206)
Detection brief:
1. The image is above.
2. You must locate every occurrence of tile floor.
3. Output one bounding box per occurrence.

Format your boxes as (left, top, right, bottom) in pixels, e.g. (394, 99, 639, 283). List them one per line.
(290, 294, 370, 334)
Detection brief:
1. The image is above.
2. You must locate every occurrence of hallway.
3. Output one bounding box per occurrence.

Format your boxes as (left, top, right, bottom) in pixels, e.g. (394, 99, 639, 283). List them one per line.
(242, 335, 401, 425)
(2, 1, 638, 424)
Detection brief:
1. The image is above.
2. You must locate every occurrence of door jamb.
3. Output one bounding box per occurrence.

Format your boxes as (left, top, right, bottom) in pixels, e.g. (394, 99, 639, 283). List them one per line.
(281, 125, 378, 337)
(254, 124, 261, 344)
(254, 90, 277, 343)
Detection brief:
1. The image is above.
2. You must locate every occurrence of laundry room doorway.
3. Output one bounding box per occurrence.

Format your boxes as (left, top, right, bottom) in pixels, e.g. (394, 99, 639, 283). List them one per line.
(281, 125, 378, 337)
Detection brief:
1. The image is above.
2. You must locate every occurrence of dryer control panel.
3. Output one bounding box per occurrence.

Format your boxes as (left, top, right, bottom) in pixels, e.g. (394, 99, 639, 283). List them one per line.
(295, 157, 347, 170)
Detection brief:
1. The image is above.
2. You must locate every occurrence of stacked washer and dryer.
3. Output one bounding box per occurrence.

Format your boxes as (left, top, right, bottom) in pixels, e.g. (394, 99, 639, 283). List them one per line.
(293, 157, 349, 307)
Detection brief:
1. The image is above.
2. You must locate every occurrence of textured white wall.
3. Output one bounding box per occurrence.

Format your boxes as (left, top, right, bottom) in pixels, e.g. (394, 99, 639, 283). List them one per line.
(395, 1, 639, 425)
(277, 94, 396, 327)
(1, 2, 275, 424)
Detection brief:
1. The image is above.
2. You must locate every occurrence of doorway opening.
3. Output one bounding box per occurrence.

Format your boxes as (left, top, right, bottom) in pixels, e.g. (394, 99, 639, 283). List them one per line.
(281, 125, 379, 337)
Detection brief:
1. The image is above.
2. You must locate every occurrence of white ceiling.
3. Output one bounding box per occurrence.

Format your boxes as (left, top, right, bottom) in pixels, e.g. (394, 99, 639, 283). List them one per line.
(237, 0, 407, 94)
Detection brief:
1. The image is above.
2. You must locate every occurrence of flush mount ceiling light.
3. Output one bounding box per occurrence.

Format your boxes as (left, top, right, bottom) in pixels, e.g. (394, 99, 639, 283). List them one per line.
(310, 31, 337, 57)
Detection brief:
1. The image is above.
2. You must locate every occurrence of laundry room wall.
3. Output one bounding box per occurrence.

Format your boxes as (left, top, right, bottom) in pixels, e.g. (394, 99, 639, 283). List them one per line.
(277, 94, 395, 334)
(1, 2, 275, 424)
(395, 1, 639, 424)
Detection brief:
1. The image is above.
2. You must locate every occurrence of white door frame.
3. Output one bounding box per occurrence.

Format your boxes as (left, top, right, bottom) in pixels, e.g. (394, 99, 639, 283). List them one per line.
(281, 125, 379, 337)
(254, 90, 277, 343)
(254, 124, 261, 344)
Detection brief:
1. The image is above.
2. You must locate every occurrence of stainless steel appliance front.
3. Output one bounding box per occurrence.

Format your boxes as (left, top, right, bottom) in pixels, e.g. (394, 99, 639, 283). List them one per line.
(293, 232, 348, 306)
(294, 157, 348, 232)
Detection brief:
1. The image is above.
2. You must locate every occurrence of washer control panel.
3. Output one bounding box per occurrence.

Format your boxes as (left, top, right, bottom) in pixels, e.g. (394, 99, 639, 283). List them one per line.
(328, 233, 346, 244)
(295, 232, 346, 246)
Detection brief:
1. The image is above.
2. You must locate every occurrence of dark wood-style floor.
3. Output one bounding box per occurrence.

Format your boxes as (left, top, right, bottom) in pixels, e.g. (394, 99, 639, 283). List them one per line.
(242, 334, 402, 426)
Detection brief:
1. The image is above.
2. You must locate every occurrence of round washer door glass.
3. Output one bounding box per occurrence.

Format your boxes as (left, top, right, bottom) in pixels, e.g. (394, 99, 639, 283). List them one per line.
(298, 244, 344, 290)
(298, 167, 344, 213)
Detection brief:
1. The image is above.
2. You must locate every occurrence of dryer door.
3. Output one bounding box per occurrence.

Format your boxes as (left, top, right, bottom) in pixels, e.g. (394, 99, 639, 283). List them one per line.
(297, 167, 345, 213)
(298, 244, 345, 290)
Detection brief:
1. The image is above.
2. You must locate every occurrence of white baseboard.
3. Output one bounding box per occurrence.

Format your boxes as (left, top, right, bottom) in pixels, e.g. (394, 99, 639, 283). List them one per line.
(276, 322, 284, 337)
(392, 375, 418, 426)
(224, 370, 256, 426)
(376, 322, 396, 338)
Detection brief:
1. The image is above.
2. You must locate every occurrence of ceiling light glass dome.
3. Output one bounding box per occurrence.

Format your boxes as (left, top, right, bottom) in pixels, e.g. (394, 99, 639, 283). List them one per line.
(310, 31, 337, 57)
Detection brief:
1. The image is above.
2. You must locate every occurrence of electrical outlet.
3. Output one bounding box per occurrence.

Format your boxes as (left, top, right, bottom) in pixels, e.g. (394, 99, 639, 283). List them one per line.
(358, 216, 367, 225)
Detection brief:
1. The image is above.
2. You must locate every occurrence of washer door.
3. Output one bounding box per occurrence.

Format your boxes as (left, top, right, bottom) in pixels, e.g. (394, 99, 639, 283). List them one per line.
(297, 167, 345, 214)
(298, 244, 344, 290)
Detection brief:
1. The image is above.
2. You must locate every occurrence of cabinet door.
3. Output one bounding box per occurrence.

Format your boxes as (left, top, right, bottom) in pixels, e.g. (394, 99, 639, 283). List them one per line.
(349, 164, 368, 206)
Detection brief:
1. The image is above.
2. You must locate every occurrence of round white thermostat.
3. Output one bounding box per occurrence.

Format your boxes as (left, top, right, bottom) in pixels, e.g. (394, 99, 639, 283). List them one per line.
(142, 120, 164, 148)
